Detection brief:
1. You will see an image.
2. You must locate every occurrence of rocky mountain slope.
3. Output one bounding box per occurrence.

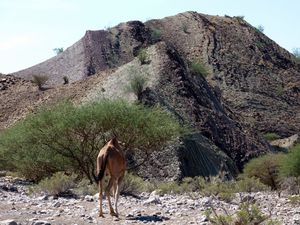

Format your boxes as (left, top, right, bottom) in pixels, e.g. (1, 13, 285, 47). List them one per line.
(2, 11, 300, 179)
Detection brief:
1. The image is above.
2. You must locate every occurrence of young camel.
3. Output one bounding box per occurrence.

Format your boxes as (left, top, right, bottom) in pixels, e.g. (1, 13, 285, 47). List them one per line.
(96, 137, 126, 217)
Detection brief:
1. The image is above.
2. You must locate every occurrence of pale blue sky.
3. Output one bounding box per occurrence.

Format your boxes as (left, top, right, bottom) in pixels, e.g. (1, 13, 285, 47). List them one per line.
(1, 0, 299, 73)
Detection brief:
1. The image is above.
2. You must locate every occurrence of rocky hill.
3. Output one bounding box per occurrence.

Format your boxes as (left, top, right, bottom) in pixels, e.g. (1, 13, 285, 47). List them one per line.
(2, 11, 300, 179)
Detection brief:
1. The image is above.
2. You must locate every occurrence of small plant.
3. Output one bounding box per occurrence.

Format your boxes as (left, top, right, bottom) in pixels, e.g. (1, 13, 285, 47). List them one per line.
(182, 22, 189, 34)
(263, 132, 281, 141)
(190, 60, 209, 77)
(288, 195, 300, 205)
(32, 74, 49, 90)
(126, 72, 148, 100)
(137, 48, 150, 65)
(292, 48, 300, 63)
(73, 178, 98, 196)
(150, 28, 162, 42)
(256, 25, 265, 33)
(236, 15, 245, 20)
(63, 76, 69, 85)
(121, 173, 154, 195)
(235, 176, 269, 193)
(53, 47, 64, 55)
(34, 172, 76, 196)
(280, 177, 300, 195)
(205, 202, 280, 225)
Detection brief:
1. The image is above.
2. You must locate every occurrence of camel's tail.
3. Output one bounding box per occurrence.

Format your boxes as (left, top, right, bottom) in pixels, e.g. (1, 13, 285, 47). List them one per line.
(96, 154, 108, 184)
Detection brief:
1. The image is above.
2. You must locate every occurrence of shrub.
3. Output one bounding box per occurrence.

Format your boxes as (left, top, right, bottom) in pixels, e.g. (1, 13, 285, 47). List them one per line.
(292, 48, 300, 63)
(190, 60, 209, 77)
(243, 153, 284, 189)
(256, 25, 264, 33)
(150, 28, 162, 42)
(205, 202, 280, 225)
(288, 195, 300, 205)
(63, 76, 69, 85)
(137, 49, 150, 65)
(235, 176, 269, 193)
(263, 132, 280, 141)
(182, 23, 189, 34)
(0, 100, 183, 182)
(280, 177, 300, 195)
(121, 173, 154, 195)
(53, 47, 64, 55)
(34, 172, 76, 196)
(280, 144, 300, 177)
(31, 74, 48, 90)
(73, 178, 98, 196)
(126, 72, 148, 100)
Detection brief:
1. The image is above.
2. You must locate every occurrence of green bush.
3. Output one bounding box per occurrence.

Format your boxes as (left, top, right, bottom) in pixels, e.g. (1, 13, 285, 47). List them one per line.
(243, 153, 284, 189)
(235, 176, 269, 193)
(150, 28, 162, 42)
(205, 202, 280, 225)
(0, 100, 183, 182)
(281, 144, 300, 177)
(121, 173, 154, 195)
(190, 60, 209, 77)
(73, 178, 98, 196)
(137, 48, 150, 65)
(127, 73, 148, 100)
(34, 172, 76, 196)
(263, 132, 280, 141)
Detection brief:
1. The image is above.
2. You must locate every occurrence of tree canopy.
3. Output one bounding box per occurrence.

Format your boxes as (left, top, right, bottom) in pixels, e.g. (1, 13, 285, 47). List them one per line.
(0, 100, 183, 183)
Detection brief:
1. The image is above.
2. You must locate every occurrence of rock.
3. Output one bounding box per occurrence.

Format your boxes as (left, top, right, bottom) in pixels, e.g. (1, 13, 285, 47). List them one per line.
(271, 134, 299, 149)
(31, 221, 51, 225)
(0, 220, 18, 225)
(84, 195, 94, 202)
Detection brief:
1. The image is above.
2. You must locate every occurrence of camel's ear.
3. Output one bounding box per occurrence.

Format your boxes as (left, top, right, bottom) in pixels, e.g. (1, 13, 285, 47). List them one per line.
(111, 136, 118, 145)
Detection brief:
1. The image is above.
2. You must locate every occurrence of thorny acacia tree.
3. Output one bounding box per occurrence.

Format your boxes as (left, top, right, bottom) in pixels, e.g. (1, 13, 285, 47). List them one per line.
(0, 100, 183, 183)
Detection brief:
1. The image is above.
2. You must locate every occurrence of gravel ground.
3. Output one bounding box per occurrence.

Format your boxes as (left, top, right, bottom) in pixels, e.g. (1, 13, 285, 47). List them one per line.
(0, 176, 300, 225)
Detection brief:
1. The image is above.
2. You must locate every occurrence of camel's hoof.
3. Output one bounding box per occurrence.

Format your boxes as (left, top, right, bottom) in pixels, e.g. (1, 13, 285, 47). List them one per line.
(99, 213, 105, 218)
(110, 211, 118, 217)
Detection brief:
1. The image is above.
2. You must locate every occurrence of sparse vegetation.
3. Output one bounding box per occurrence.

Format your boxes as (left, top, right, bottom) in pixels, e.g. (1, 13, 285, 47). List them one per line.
(126, 72, 148, 100)
(137, 48, 150, 65)
(263, 132, 281, 141)
(205, 202, 280, 225)
(53, 47, 64, 55)
(182, 22, 189, 34)
(150, 28, 162, 42)
(31, 74, 49, 90)
(256, 25, 265, 33)
(33, 172, 76, 196)
(280, 144, 300, 177)
(292, 48, 300, 63)
(0, 100, 182, 183)
(63, 76, 69, 85)
(190, 60, 209, 77)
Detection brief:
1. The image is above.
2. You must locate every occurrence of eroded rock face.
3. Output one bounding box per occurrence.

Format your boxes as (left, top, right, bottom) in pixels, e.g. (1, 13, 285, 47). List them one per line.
(138, 43, 270, 171)
(146, 11, 300, 137)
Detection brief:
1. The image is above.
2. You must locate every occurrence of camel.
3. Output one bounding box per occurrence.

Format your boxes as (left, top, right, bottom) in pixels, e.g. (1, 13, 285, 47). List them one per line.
(96, 137, 126, 217)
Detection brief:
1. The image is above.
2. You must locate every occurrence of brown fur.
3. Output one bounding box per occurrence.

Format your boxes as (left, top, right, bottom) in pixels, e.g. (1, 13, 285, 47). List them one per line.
(96, 137, 126, 217)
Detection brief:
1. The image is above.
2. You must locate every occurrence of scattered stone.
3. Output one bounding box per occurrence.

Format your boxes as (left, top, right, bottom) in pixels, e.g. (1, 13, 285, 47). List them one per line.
(0, 220, 18, 225)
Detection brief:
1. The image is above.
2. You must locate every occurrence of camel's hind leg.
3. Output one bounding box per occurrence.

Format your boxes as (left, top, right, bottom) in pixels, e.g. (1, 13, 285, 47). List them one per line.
(114, 176, 123, 216)
(98, 180, 104, 217)
(106, 177, 117, 217)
